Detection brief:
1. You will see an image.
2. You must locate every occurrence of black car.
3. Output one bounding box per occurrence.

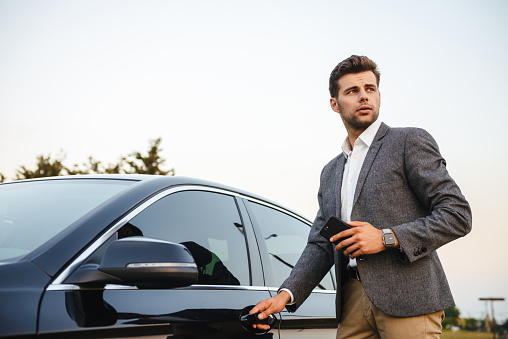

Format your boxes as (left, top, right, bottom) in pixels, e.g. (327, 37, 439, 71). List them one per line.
(0, 175, 337, 338)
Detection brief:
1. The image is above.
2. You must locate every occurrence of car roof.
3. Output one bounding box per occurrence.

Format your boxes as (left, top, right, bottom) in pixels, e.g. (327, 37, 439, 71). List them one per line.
(3, 174, 304, 217)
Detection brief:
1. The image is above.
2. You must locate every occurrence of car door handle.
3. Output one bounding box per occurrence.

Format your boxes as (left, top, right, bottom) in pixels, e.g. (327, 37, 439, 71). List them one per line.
(240, 305, 276, 334)
(240, 313, 276, 326)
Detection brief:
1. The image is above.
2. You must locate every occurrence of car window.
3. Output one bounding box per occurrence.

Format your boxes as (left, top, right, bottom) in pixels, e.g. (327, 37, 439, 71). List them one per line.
(0, 179, 136, 262)
(126, 190, 249, 286)
(247, 201, 335, 290)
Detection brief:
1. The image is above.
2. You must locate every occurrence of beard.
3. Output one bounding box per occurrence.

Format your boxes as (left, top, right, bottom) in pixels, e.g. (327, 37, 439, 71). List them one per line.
(338, 104, 379, 131)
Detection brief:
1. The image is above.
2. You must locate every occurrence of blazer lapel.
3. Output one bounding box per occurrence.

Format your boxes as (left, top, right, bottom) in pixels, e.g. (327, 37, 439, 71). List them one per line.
(353, 123, 389, 208)
(335, 155, 346, 216)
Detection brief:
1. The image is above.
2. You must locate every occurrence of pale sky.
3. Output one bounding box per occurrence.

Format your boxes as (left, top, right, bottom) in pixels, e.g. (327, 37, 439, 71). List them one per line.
(1, 0, 507, 321)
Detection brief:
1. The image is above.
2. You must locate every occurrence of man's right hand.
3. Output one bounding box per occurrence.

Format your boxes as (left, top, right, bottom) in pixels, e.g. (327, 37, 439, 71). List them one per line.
(249, 290, 291, 330)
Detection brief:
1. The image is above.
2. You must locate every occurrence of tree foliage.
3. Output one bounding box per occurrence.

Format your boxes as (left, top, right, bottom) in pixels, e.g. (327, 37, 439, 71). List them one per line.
(443, 306, 462, 328)
(463, 317, 480, 331)
(124, 138, 174, 175)
(66, 156, 123, 175)
(445, 306, 461, 318)
(3, 138, 174, 181)
(15, 153, 66, 180)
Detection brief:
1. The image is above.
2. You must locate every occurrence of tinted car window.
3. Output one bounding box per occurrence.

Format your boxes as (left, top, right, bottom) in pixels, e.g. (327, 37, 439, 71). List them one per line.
(0, 179, 135, 261)
(247, 201, 334, 290)
(127, 190, 249, 286)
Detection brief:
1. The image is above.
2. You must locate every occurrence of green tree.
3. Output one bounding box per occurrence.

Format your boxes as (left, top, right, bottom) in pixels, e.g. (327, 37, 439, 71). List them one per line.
(15, 153, 66, 180)
(443, 306, 461, 328)
(499, 318, 508, 333)
(66, 156, 123, 175)
(6, 138, 174, 181)
(463, 317, 480, 331)
(445, 306, 461, 318)
(124, 138, 174, 175)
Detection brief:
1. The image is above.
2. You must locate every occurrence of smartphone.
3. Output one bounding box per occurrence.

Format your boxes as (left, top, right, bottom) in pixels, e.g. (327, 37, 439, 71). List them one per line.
(320, 216, 352, 245)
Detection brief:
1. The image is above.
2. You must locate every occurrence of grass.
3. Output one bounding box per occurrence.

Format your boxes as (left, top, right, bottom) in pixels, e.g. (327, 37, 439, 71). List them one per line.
(441, 331, 495, 339)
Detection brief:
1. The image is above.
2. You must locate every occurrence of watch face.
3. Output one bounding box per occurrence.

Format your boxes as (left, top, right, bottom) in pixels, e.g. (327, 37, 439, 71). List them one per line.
(383, 233, 395, 246)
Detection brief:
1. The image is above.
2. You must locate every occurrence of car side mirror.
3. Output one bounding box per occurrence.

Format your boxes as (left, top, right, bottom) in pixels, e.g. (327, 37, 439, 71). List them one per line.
(100, 237, 198, 288)
(66, 237, 198, 288)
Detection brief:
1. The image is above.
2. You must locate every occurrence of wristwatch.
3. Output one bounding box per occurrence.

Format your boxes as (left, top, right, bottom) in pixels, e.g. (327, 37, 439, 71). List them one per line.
(382, 229, 396, 248)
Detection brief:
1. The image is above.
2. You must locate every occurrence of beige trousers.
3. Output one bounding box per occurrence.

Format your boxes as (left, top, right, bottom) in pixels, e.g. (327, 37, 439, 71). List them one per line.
(337, 279, 445, 339)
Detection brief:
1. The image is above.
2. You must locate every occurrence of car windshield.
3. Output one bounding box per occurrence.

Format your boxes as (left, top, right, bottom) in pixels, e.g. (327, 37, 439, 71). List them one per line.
(0, 178, 136, 262)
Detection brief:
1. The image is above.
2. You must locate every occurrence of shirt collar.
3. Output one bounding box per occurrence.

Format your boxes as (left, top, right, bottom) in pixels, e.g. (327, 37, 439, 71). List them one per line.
(341, 120, 382, 158)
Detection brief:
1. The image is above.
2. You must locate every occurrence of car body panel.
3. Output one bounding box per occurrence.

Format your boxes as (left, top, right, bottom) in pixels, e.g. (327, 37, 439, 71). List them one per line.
(38, 286, 273, 338)
(0, 261, 50, 338)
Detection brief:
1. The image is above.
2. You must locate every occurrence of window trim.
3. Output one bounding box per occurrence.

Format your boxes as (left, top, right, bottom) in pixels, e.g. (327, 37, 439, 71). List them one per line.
(241, 196, 312, 227)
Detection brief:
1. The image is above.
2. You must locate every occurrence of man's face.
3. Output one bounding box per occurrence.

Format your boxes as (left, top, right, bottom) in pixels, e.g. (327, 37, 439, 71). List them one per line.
(330, 70, 380, 134)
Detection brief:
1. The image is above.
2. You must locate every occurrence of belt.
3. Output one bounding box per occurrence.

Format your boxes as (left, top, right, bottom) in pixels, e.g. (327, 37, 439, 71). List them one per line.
(347, 266, 361, 281)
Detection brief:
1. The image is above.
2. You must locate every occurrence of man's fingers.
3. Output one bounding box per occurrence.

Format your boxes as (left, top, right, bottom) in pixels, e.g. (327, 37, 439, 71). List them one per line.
(258, 312, 268, 320)
(250, 300, 270, 315)
(342, 242, 358, 255)
(334, 234, 355, 251)
(250, 299, 279, 319)
(258, 303, 279, 319)
(250, 291, 289, 329)
(348, 246, 363, 259)
(347, 221, 366, 227)
(253, 324, 271, 331)
(330, 229, 355, 243)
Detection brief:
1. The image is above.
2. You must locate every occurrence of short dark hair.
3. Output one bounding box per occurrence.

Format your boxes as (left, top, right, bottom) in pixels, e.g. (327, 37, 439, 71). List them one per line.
(329, 55, 380, 98)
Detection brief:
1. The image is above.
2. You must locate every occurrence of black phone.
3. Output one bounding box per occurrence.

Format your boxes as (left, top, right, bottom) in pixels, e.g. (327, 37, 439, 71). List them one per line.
(320, 216, 352, 245)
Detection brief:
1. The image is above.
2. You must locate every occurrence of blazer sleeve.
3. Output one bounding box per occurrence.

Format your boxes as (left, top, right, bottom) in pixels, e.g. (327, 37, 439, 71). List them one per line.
(279, 164, 336, 311)
(391, 128, 472, 263)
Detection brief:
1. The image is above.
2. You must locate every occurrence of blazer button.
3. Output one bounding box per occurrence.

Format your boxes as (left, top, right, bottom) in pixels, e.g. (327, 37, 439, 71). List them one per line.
(422, 247, 427, 253)
(413, 249, 420, 256)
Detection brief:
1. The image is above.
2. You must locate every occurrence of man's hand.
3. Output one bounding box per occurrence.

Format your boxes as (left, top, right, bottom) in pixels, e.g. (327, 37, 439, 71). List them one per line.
(330, 221, 399, 259)
(249, 291, 290, 330)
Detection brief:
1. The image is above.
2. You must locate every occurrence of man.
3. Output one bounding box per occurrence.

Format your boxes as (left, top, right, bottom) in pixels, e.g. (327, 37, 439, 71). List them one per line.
(250, 55, 472, 338)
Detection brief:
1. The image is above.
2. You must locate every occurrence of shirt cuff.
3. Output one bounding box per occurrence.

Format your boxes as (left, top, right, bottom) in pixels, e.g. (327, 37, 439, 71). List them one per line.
(278, 288, 295, 305)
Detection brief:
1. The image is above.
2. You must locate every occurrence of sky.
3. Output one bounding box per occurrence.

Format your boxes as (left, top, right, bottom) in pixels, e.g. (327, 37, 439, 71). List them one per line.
(1, 0, 507, 322)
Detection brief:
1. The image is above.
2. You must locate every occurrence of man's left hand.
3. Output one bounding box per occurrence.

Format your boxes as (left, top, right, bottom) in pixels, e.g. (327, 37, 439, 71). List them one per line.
(331, 221, 397, 259)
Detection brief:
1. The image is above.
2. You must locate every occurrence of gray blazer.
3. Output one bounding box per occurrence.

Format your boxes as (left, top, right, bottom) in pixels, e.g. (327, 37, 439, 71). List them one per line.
(281, 123, 472, 319)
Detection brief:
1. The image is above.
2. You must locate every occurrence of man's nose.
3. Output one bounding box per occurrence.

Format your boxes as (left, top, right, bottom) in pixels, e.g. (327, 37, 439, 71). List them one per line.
(359, 88, 369, 101)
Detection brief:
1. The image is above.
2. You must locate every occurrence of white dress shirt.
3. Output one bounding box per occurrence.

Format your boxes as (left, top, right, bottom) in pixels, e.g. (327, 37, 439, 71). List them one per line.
(341, 119, 381, 267)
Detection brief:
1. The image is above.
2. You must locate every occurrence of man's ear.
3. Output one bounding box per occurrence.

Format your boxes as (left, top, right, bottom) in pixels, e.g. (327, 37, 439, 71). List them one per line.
(330, 97, 341, 114)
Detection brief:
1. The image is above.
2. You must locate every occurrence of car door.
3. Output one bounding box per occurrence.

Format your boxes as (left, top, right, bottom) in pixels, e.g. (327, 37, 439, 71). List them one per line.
(38, 187, 274, 338)
(243, 199, 338, 337)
